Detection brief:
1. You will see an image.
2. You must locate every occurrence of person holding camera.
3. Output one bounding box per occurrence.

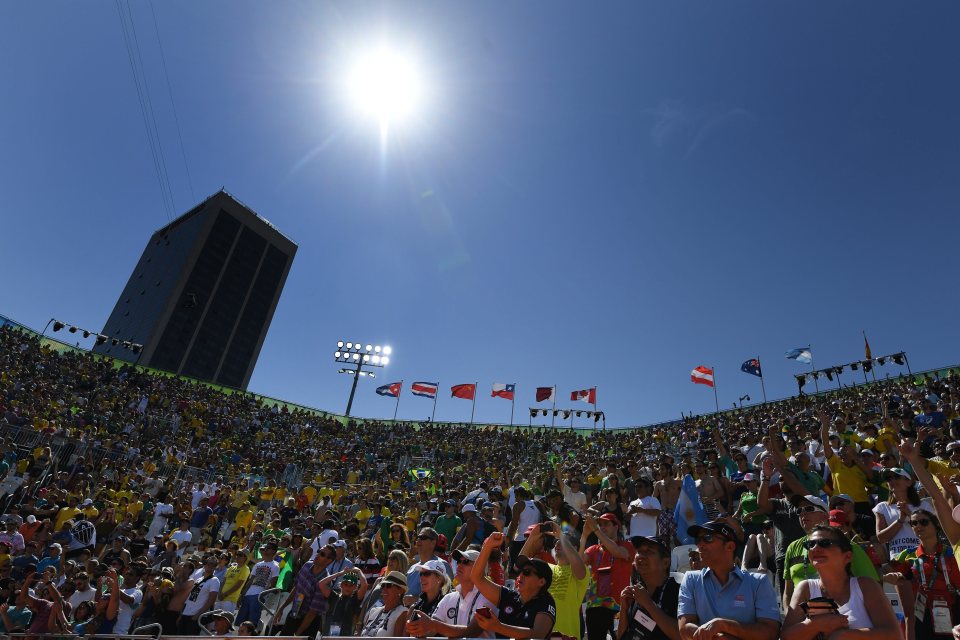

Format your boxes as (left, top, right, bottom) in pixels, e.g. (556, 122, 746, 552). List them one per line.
(782, 525, 900, 640)
(583, 513, 635, 640)
(470, 531, 556, 639)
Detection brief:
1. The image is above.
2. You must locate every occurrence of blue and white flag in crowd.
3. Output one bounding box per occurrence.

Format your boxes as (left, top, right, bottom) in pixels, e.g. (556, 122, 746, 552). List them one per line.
(785, 347, 813, 364)
(674, 474, 708, 545)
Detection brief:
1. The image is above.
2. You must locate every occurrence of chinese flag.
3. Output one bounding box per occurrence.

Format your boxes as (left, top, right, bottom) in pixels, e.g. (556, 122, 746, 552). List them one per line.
(451, 384, 477, 400)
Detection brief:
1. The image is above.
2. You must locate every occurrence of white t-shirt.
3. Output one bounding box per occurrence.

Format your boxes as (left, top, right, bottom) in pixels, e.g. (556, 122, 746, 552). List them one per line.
(562, 486, 587, 512)
(433, 585, 497, 637)
(115, 587, 143, 634)
(170, 529, 192, 555)
(191, 489, 209, 510)
(245, 560, 280, 596)
(181, 576, 220, 617)
(872, 499, 933, 559)
(628, 496, 662, 538)
(67, 586, 98, 610)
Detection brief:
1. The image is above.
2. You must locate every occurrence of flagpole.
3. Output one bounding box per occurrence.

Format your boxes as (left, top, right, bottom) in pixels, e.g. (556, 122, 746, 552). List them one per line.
(393, 380, 403, 421)
(809, 346, 819, 393)
(431, 384, 438, 422)
(551, 385, 556, 428)
(711, 369, 719, 414)
(510, 385, 515, 426)
(593, 387, 600, 431)
(758, 357, 767, 403)
(470, 382, 478, 424)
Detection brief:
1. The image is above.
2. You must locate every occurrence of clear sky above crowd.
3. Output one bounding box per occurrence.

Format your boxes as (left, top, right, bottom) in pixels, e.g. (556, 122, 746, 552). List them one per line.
(2, 2, 959, 427)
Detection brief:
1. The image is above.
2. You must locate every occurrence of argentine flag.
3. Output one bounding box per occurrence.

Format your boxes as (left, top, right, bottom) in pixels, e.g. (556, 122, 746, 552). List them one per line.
(674, 474, 709, 545)
(785, 347, 813, 364)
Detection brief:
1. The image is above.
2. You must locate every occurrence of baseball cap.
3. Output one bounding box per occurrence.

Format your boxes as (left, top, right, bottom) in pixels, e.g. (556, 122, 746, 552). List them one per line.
(742, 473, 756, 482)
(632, 536, 668, 556)
(452, 549, 481, 563)
(341, 572, 360, 585)
(81, 499, 93, 507)
(209, 610, 235, 630)
(598, 512, 620, 526)
(885, 468, 912, 481)
(413, 558, 447, 575)
(462, 504, 478, 514)
(946, 441, 960, 453)
(514, 555, 553, 589)
(791, 495, 828, 512)
(481, 502, 495, 510)
(829, 494, 854, 506)
(333, 540, 346, 548)
(687, 519, 739, 542)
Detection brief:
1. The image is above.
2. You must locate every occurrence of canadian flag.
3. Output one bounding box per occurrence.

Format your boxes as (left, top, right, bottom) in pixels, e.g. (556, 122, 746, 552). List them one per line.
(570, 388, 597, 404)
(691, 366, 715, 387)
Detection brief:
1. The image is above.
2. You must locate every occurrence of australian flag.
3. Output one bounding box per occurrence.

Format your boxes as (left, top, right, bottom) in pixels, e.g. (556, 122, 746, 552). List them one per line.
(741, 358, 762, 378)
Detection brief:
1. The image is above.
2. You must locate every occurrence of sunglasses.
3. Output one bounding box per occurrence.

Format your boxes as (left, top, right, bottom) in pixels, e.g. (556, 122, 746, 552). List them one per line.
(696, 533, 727, 544)
(799, 506, 824, 514)
(803, 539, 842, 550)
(418, 571, 438, 578)
(520, 567, 538, 577)
(457, 559, 473, 566)
(417, 535, 435, 541)
(910, 519, 931, 527)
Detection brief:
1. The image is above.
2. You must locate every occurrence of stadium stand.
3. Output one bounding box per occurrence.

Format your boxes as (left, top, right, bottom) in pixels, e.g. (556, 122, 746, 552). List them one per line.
(0, 312, 958, 639)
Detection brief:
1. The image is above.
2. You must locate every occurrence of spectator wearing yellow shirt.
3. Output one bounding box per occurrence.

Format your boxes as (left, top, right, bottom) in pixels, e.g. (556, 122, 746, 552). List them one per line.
(54, 496, 82, 531)
(819, 411, 878, 526)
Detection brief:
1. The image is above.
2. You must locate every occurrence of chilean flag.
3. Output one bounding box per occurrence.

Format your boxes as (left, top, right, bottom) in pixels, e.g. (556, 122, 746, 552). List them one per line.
(411, 382, 439, 398)
(691, 366, 715, 387)
(376, 382, 402, 398)
(570, 388, 597, 404)
(451, 384, 477, 400)
(491, 383, 515, 400)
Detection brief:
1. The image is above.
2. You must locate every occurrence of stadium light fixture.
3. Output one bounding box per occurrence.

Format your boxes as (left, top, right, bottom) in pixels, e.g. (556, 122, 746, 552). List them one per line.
(383, 346, 392, 355)
(333, 338, 393, 417)
(68, 326, 78, 334)
(52, 321, 65, 332)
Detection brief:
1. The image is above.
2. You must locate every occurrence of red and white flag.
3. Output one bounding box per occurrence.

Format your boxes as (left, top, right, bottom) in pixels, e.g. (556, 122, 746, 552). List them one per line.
(691, 366, 715, 387)
(570, 388, 597, 404)
(535, 386, 555, 403)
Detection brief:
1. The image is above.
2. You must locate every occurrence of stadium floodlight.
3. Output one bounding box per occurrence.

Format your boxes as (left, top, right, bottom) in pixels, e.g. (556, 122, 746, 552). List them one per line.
(68, 326, 78, 334)
(83, 330, 90, 339)
(333, 338, 394, 417)
(383, 346, 392, 355)
(52, 321, 65, 332)
(95, 335, 107, 345)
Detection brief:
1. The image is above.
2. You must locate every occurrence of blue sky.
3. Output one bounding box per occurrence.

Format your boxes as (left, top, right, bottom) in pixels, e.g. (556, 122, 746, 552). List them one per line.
(2, 2, 959, 427)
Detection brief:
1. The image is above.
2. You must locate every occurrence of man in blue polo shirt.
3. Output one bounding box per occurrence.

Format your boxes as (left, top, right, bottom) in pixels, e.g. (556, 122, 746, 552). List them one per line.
(678, 520, 780, 640)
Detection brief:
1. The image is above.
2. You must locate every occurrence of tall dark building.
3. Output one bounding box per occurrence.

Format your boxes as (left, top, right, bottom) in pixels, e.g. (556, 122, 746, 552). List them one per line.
(95, 190, 297, 389)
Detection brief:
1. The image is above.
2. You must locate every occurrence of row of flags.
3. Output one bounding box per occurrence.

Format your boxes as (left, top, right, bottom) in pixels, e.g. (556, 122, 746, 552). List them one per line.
(375, 382, 598, 404)
(690, 346, 813, 388)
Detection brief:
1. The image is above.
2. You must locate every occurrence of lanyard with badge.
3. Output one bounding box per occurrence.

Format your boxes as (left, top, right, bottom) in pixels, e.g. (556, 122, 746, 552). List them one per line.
(452, 590, 482, 625)
(632, 582, 666, 635)
(915, 549, 957, 634)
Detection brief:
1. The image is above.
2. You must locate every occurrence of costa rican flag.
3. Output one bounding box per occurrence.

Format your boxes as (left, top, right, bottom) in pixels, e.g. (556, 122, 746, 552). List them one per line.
(691, 366, 714, 387)
(411, 382, 439, 398)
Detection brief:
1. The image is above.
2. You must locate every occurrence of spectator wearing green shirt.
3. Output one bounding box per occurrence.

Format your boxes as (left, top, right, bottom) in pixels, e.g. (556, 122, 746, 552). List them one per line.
(781, 495, 878, 611)
(434, 501, 462, 544)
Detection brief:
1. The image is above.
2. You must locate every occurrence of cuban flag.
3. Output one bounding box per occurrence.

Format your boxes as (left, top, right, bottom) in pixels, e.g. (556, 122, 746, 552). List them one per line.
(674, 474, 709, 545)
(785, 347, 813, 364)
(411, 382, 439, 399)
(491, 383, 516, 400)
(376, 382, 402, 398)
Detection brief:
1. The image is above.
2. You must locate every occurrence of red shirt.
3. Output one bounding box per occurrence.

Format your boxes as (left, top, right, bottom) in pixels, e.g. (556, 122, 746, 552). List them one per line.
(585, 540, 635, 600)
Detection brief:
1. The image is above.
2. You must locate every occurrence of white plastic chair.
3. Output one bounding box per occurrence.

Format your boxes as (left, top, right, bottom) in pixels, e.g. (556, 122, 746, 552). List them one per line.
(671, 544, 698, 572)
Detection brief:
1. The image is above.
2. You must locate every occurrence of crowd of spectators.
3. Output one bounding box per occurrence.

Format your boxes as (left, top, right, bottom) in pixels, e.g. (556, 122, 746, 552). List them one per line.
(1, 323, 960, 640)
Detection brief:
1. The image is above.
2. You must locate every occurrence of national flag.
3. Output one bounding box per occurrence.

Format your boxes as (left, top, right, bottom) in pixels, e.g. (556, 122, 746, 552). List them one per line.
(674, 474, 709, 545)
(570, 388, 597, 404)
(864, 333, 872, 360)
(785, 347, 813, 364)
(451, 384, 477, 400)
(491, 383, 516, 400)
(740, 358, 762, 378)
(690, 366, 714, 387)
(376, 382, 402, 398)
(411, 382, 438, 399)
(536, 386, 556, 403)
(409, 467, 433, 480)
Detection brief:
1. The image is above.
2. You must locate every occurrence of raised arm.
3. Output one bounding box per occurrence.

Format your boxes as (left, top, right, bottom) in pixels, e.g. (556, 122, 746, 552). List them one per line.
(470, 531, 505, 607)
(818, 411, 834, 460)
(900, 440, 960, 544)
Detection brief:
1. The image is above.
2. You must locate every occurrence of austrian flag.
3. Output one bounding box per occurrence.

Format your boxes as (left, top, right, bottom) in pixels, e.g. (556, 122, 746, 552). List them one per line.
(691, 366, 715, 387)
(570, 388, 597, 404)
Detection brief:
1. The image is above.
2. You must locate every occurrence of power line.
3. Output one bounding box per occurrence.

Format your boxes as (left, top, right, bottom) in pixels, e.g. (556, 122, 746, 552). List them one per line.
(149, 0, 195, 203)
(114, 0, 173, 221)
(124, 0, 177, 216)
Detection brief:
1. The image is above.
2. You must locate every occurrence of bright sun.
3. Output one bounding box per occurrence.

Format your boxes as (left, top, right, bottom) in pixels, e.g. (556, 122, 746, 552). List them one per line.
(347, 47, 424, 126)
